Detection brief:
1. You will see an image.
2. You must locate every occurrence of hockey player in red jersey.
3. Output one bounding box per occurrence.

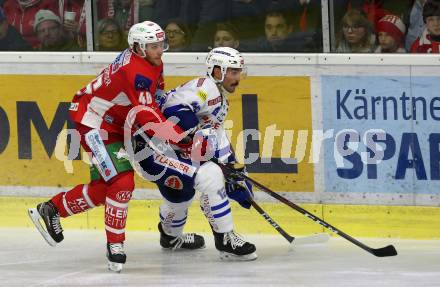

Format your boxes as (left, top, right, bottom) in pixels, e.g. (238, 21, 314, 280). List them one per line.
(28, 21, 190, 273)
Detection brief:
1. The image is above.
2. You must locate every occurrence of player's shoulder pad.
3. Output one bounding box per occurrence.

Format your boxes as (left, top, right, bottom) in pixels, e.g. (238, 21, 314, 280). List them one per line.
(111, 49, 133, 75)
(193, 77, 220, 103)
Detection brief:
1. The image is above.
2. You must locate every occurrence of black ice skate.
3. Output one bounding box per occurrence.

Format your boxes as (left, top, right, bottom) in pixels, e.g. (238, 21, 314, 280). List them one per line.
(28, 201, 64, 247)
(107, 242, 126, 273)
(158, 222, 205, 250)
(213, 230, 257, 261)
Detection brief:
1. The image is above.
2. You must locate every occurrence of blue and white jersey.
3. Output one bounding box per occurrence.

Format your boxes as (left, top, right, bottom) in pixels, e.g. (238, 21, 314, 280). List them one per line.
(158, 77, 233, 163)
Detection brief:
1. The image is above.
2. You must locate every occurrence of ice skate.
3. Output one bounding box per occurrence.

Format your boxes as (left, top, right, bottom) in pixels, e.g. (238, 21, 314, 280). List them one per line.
(213, 230, 257, 261)
(158, 223, 205, 250)
(107, 242, 126, 273)
(28, 201, 64, 247)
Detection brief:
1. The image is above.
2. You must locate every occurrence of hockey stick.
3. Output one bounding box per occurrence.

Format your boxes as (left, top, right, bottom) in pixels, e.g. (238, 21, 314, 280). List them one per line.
(219, 164, 398, 257)
(249, 198, 330, 247)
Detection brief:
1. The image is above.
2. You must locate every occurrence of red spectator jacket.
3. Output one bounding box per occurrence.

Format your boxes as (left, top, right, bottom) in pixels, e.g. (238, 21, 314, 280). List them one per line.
(410, 29, 440, 53)
(4, 0, 58, 48)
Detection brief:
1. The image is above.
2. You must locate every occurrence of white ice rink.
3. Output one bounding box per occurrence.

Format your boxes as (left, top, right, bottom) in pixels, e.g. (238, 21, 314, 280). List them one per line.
(2, 228, 440, 287)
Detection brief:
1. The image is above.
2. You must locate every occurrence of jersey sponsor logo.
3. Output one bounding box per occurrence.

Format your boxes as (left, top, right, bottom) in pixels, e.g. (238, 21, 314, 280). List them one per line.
(153, 153, 196, 177)
(135, 74, 152, 91)
(211, 106, 221, 116)
(116, 190, 132, 202)
(103, 67, 111, 86)
(69, 102, 79, 111)
(196, 78, 206, 87)
(197, 90, 207, 101)
(104, 114, 114, 124)
(208, 96, 222, 106)
(164, 175, 183, 190)
(122, 50, 132, 66)
(111, 51, 125, 74)
(67, 198, 89, 214)
(190, 101, 201, 113)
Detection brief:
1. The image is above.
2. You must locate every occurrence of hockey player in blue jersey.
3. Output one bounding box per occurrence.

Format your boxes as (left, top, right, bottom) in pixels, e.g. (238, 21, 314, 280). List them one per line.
(134, 47, 257, 261)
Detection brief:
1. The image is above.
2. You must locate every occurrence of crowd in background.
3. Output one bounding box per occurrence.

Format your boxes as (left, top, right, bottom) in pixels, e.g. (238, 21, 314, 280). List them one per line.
(0, 0, 439, 53)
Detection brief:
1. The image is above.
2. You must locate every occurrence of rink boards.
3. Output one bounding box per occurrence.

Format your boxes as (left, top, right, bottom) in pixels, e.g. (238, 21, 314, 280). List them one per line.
(0, 53, 440, 239)
(2, 197, 440, 239)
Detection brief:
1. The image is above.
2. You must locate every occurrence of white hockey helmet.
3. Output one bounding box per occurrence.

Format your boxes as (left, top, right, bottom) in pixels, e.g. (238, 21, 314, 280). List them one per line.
(128, 21, 168, 57)
(206, 47, 245, 83)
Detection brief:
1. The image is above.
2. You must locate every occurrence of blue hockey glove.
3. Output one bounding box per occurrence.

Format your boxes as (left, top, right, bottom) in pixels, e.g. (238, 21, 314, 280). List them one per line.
(225, 168, 254, 209)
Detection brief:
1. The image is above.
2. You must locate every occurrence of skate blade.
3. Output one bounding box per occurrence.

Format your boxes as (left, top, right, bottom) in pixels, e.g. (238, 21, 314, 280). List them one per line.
(27, 208, 57, 247)
(108, 261, 123, 273)
(219, 251, 258, 261)
(166, 243, 207, 251)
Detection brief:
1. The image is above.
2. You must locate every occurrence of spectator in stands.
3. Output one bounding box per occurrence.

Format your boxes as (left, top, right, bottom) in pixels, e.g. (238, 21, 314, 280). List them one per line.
(375, 15, 406, 53)
(153, 0, 184, 28)
(257, 10, 313, 52)
(292, 0, 323, 51)
(97, 0, 136, 36)
(165, 19, 192, 52)
(0, 6, 31, 50)
(34, 9, 80, 51)
(404, 0, 428, 50)
(3, 0, 57, 48)
(184, 0, 230, 51)
(411, 0, 440, 52)
(213, 22, 240, 49)
(139, 0, 155, 22)
(229, 0, 266, 41)
(96, 17, 127, 51)
(58, 0, 86, 49)
(292, 0, 322, 33)
(336, 10, 376, 52)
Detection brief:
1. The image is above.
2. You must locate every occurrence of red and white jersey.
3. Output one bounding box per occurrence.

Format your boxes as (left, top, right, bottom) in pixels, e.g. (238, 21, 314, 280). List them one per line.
(70, 49, 175, 138)
(410, 28, 440, 53)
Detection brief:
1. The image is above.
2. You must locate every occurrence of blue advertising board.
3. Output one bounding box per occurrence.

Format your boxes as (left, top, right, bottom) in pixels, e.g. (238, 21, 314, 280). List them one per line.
(322, 76, 440, 194)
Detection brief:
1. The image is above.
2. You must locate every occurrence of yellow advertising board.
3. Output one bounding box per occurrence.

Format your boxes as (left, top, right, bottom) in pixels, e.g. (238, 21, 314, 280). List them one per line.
(0, 75, 313, 192)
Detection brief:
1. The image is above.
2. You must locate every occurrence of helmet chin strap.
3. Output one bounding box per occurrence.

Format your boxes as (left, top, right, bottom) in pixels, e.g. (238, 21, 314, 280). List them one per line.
(217, 82, 230, 96)
(132, 43, 147, 58)
(208, 66, 226, 83)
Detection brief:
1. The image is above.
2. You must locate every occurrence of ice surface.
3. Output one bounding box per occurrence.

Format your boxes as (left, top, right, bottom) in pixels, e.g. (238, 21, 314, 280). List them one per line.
(1, 228, 439, 287)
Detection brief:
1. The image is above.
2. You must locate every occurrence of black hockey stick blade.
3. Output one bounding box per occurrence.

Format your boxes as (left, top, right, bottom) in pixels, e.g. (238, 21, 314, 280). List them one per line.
(370, 245, 398, 257)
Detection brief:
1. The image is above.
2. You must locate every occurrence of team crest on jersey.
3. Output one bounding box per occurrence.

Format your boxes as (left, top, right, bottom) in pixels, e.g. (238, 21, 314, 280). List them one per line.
(197, 90, 207, 101)
(164, 175, 183, 190)
(135, 74, 152, 91)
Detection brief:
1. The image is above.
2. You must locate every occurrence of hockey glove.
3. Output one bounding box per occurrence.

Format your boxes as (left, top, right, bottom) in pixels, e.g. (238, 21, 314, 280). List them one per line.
(224, 166, 254, 209)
